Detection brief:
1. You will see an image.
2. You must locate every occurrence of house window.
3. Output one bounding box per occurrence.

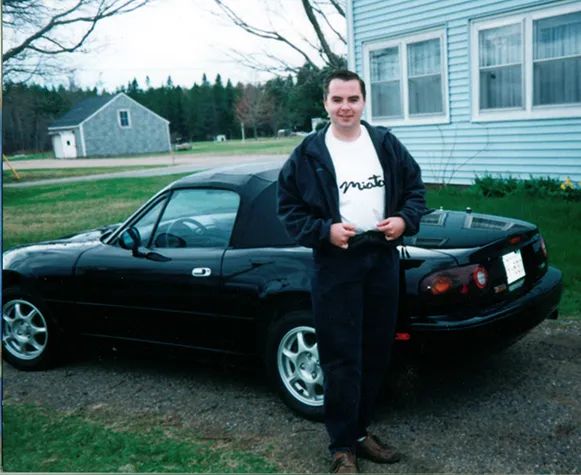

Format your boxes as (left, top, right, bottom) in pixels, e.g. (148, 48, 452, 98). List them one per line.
(471, 4, 581, 121)
(478, 24, 523, 110)
(364, 29, 449, 126)
(118, 110, 131, 128)
(533, 11, 581, 106)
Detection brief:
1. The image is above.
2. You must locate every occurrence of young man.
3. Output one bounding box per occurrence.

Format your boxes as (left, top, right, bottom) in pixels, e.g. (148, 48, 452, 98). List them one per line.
(277, 69, 426, 473)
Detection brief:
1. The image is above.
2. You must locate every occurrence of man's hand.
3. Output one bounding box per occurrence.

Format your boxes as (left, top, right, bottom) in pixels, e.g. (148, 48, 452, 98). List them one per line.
(376, 217, 406, 241)
(330, 223, 356, 249)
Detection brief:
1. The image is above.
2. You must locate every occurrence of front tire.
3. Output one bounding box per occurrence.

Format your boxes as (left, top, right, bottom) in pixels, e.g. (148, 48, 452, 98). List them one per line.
(266, 310, 324, 421)
(2, 286, 62, 370)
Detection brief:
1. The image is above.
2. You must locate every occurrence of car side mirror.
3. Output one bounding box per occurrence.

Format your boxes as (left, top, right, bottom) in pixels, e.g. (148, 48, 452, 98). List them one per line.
(118, 227, 171, 263)
(119, 227, 141, 251)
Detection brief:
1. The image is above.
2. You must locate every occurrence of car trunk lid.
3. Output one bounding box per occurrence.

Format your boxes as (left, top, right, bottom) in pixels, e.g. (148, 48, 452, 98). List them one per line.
(405, 210, 549, 314)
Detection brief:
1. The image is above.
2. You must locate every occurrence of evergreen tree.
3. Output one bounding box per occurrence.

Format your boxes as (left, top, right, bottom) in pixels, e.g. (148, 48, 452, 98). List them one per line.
(198, 73, 215, 140)
(224, 79, 239, 139)
(213, 74, 228, 136)
(187, 84, 203, 141)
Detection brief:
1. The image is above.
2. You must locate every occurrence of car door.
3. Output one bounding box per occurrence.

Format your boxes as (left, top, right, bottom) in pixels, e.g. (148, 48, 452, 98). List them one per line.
(74, 187, 242, 351)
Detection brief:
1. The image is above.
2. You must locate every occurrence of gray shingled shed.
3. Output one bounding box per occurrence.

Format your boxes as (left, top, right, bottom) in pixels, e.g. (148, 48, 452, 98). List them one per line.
(48, 93, 171, 158)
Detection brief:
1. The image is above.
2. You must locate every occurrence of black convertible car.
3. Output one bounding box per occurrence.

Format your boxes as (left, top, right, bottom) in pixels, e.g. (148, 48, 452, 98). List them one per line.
(2, 162, 563, 419)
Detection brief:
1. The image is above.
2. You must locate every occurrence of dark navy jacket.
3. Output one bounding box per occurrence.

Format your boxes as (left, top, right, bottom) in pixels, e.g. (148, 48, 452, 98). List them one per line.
(277, 121, 426, 250)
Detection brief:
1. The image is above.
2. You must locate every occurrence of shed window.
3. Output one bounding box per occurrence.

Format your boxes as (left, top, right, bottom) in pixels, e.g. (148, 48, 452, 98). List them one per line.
(471, 4, 581, 121)
(364, 29, 449, 127)
(118, 110, 131, 128)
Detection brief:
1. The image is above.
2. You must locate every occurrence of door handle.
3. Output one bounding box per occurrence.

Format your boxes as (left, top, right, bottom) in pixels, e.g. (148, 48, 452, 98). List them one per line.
(192, 267, 212, 277)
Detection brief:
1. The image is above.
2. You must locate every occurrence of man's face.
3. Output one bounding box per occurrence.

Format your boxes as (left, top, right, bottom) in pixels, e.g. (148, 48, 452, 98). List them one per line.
(324, 79, 366, 131)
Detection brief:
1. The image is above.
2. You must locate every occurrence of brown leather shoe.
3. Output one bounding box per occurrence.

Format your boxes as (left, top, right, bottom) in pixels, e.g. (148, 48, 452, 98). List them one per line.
(330, 451, 358, 473)
(356, 433, 402, 464)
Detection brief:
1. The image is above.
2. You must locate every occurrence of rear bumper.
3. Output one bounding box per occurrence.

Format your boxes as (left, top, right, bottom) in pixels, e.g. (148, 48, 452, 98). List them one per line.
(402, 266, 563, 355)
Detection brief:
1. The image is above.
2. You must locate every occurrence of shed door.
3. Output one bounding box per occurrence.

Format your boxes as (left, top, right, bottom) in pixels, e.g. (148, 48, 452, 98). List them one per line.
(61, 131, 77, 159)
(51, 135, 64, 158)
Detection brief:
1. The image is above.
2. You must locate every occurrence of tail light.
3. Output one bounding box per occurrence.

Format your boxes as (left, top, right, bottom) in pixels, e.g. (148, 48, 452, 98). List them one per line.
(539, 235, 547, 258)
(473, 267, 489, 289)
(420, 264, 490, 299)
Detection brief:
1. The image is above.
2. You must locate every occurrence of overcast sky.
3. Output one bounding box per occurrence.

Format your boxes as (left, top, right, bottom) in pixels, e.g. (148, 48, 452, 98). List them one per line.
(61, 0, 346, 91)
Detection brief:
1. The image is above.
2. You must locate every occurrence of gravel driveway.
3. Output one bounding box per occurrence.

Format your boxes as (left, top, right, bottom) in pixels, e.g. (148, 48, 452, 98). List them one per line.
(3, 319, 581, 473)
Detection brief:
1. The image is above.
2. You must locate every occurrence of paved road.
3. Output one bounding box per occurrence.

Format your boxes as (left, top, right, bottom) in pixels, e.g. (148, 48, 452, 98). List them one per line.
(3, 154, 287, 188)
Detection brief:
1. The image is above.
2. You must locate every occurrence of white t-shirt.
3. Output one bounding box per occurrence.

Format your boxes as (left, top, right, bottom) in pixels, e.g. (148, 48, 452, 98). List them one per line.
(325, 125, 385, 233)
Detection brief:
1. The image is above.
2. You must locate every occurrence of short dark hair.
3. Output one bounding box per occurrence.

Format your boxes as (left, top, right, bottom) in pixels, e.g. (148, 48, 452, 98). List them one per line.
(323, 69, 366, 101)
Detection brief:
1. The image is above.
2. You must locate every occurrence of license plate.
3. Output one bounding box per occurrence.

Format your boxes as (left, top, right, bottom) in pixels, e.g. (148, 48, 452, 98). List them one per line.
(502, 250, 526, 285)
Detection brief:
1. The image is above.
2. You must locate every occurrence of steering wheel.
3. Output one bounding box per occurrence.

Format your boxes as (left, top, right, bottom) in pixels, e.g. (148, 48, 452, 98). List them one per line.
(161, 216, 230, 248)
(166, 217, 208, 238)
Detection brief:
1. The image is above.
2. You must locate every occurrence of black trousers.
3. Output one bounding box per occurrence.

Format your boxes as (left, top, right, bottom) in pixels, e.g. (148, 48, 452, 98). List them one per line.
(311, 243, 399, 455)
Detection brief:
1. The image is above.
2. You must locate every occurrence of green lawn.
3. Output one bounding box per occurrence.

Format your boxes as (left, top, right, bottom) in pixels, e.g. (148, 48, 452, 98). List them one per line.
(2, 166, 168, 184)
(179, 136, 303, 156)
(5, 137, 303, 162)
(2, 174, 192, 251)
(2, 177, 579, 317)
(2, 402, 277, 473)
(4, 152, 54, 161)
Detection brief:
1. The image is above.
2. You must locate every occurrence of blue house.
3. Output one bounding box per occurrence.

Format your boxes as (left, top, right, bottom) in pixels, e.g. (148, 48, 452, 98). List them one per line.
(48, 93, 171, 158)
(346, 0, 581, 185)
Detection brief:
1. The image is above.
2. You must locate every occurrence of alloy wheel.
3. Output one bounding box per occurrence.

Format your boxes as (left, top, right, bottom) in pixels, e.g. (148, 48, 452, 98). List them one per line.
(2, 299, 49, 361)
(277, 325, 324, 407)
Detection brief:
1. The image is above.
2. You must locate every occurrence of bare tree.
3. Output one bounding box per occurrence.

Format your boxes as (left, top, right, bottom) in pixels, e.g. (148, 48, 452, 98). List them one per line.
(3, 0, 154, 82)
(211, 0, 346, 74)
(235, 84, 273, 139)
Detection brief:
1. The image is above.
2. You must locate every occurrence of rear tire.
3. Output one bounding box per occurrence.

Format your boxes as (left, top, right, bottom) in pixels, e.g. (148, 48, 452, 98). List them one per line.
(2, 286, 63, 370)
(266, 310, 324, 421)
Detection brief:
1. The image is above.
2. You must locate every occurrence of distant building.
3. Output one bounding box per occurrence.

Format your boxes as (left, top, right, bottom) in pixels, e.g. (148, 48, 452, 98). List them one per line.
(311, 118, 326, 132)
(48, 93, 171, 158)
(347, 0, 581, 184)
(215, 134, 227, 142)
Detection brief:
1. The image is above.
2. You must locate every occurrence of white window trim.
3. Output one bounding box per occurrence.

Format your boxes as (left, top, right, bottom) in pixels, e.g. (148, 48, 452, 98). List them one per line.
(471, 2, 581, 122)
(363, 28, 450, 127)
(118, 109, 132, 128)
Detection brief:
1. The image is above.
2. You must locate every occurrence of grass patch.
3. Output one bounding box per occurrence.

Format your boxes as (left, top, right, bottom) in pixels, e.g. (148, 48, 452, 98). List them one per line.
(4, 152, 54, 161)
(2, 174, 192, 251)
(2, 401, 277, 473)
(2, 166, 168, 184)
(3, 179, 578, 318)
(178, 137, 303, 156)
(5, 137, 303, 163)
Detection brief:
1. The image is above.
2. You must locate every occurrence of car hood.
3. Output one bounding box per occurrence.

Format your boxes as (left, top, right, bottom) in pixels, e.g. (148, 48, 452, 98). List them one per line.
(405, 210, 536, 249)
(51, 223, 121, 243)
(3, 224, 121, 264)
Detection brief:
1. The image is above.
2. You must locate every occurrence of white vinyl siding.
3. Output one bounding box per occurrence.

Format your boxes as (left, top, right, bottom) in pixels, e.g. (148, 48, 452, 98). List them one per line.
(363, 28, 450, 126)
(471, 2, 581, 121)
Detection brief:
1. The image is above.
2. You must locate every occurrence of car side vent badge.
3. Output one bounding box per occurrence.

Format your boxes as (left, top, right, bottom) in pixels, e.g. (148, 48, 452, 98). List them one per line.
(464, 215, 514, 231)
(421, 212, 447, 227)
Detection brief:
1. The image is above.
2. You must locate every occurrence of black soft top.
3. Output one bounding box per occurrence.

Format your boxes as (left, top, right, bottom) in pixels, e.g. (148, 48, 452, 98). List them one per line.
(168, 160, 296, 249)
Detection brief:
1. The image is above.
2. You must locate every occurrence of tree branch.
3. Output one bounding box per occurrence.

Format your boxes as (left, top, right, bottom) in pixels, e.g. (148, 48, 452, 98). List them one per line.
(3, 0, 152, 63)
(300, 0, 342, 67)
(311, 2, 346, 45)
(222, 48, 301, 75)
(213, 0, 319, 69)
(326, 0, 345, 17)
